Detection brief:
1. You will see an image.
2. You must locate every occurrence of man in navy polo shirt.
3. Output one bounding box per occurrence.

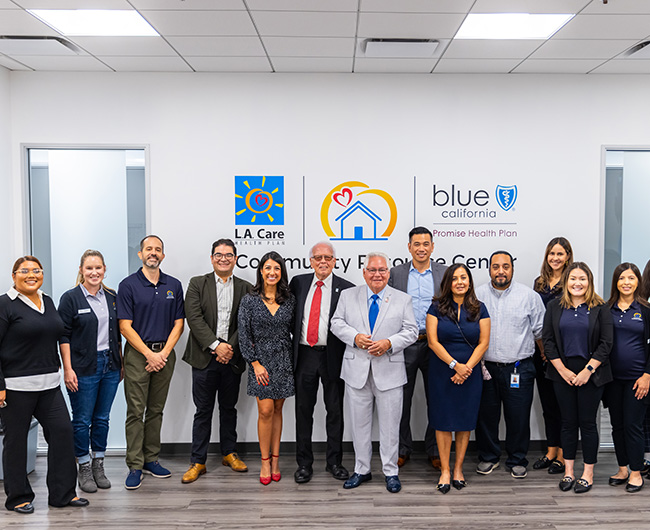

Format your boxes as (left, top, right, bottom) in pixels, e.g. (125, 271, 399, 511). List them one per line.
(118, 235, 185, 490)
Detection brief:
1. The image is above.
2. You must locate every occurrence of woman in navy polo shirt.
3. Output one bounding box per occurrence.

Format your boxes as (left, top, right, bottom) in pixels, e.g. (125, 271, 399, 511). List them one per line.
(605, 263, 650, 493)
(59, 250, 122, 494)
(542, 262, 613, 494)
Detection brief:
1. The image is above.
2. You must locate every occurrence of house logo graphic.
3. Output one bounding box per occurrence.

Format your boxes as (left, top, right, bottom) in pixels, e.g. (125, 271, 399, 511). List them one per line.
(320, 181, 397, 241)
(235, 176, 284, 225)
(496, 185, 517, 211)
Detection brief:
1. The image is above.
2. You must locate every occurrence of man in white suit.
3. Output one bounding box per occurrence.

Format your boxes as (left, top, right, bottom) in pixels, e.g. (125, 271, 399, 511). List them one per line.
(331, 252, 418, 493)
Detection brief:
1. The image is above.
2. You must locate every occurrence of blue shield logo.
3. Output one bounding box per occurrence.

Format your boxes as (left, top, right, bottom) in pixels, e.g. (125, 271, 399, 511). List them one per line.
(496, 185, 517, 211)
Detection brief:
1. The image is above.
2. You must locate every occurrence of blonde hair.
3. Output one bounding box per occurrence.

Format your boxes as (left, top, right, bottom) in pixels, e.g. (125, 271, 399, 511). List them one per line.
(559, 262, 604, 310)
(76, 249, 112, 292)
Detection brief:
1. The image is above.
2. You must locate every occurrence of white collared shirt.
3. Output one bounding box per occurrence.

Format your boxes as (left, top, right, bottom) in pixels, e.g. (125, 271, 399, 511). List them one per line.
(300, 273, 333, 347)
(208, 273, 234, 351)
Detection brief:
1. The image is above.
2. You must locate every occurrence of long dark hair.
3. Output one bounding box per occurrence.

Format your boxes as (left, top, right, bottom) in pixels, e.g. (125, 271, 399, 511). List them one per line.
(641, 259, 650, 302)
(607, 262, 649, 308)
(433, 263, 481, 321)
(559, 262, 603, 309)
(534, 237, 573, 293)
(252, 251, 291, 304)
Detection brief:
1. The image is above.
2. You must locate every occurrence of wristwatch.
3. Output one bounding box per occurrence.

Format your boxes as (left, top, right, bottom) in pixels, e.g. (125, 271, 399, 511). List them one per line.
(449, 360, 457, 370)
(586, 365, 594, 373)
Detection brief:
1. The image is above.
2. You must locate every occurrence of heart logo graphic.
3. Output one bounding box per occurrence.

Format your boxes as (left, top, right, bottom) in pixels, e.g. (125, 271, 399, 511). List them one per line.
(332, 187, 352, 207)
(255, 193, 269, 207)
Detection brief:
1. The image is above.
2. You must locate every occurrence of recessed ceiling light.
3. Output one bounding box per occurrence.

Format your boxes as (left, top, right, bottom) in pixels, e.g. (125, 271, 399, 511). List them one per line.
(28, 10, 159, 37)
(456, 13, 574, 40)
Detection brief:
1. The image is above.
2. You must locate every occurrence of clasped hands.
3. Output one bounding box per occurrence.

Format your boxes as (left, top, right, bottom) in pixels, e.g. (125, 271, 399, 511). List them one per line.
(451, 363, 472, 385)
(212, 342, 234, 364)
(355, 334, 391, 356)
(145, 350, 167, 372)
(560, 367, 591, 386)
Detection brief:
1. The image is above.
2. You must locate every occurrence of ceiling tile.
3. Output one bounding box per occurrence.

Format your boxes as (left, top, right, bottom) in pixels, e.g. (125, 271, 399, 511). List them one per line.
(247, 0, 358, 11)
(433, 58, 521, 73)
(264, 37, 354, 57)
(251, 11, 357, 37)
(0, 55, 32, 70)
(360, 0, 474, 13)
(513, 58, 604, 73)
(272, 57, 353, 72)
(553, 14, 650, 40)
(141, 10, 256, 36)
(443, 39, 543, 59)
(69, 36, 177, 56)
(582, 0, 650, 15)
(15, 0, 132, 8)
(166, 36, 265, 56)
(99, 55, 192, 71)
(131, 0, 245, 9)
(470, 0, 590, 13)
(15, 55, 112, 70)
(0, 10, 60, 35)
(590, 59, 650, 74)
(531, 39, 638, 59)
(185, 55, 271, 72)
(358, 13, 465, 39)
(354, 57, 437, 73)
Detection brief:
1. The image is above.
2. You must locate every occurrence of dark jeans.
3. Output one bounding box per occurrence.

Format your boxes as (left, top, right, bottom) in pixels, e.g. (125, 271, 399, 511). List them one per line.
(399, 339, 436, 457)
(605, 379, 648, 471)
(295, 345, 344, 468)
(191, 355, 242, 463)
(67, 350, 121, 460)
(553, 357, 604, 464)
(534, 348, 562, 448)
(476, 357, 536, 468)
(1, 386, 77, 510)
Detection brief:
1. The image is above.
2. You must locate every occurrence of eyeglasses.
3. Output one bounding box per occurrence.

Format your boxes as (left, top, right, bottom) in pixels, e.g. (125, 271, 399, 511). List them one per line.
(366, 268, 389, 275)
(312, 255, 334, 262)
(213, 253, 235, 260)
(16, 268, 43, 275)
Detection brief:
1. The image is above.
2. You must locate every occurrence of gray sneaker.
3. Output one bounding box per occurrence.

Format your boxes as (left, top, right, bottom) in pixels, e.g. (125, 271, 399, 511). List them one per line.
(476, 461, 499, 475)
(510, 465, 528, 479)
(92, 457, 112, 489)
(78, 461, 98, 493)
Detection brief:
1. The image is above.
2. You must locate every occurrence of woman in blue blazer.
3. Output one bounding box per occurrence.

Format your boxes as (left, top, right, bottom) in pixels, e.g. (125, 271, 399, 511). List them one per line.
(58, 250, 122, 494)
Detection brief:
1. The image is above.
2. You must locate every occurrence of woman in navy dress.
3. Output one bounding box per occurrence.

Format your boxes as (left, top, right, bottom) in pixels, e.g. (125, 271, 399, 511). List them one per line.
(426, 263, 490, 493)
(238, 251, 295, 486)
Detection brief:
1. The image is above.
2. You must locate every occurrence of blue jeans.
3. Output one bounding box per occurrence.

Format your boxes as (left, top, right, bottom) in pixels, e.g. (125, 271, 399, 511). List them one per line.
(67, 350, 120, 461)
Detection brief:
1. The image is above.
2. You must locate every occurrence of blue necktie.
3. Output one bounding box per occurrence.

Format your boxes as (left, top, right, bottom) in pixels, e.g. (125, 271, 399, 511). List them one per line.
(369, 294, 379, 333)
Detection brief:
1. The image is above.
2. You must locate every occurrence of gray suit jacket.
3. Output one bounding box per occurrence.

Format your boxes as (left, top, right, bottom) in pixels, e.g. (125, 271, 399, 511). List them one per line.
(182, 272, 253, 374)
(330, 285, 418, 391)
(388, 259, 447, 299)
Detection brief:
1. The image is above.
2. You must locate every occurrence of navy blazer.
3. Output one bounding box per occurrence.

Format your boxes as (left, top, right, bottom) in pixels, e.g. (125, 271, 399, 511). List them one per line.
(542, 298, 613, 387)
(58, 285, 122, 376)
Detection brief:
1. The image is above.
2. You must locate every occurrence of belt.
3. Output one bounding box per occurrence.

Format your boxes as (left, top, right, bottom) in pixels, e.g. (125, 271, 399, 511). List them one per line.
(485, 356, 533, 367)
(417, 332, 427, 342)
(300, 344, 326, 352)
(145, 341, 166, 352)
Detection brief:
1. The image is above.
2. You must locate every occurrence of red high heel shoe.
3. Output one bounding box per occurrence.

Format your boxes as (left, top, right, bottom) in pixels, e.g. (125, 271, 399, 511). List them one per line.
(271, 455, 281, 482)
(260, 456, 271, 485)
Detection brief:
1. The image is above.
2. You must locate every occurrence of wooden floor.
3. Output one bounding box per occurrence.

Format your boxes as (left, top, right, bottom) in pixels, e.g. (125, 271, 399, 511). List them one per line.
(2, 451, 649, 529)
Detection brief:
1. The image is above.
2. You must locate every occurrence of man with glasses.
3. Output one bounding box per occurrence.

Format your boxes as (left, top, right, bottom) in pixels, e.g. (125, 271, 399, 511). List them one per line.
(290, 242, 354, 484)
(180, 239, 252, 484)
(331, 252, 418, 493)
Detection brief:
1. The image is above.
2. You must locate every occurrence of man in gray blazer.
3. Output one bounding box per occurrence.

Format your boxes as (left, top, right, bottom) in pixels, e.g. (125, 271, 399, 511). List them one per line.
(388, 227, 447, 469)
(181, 239, 252, 483)
(331, 252, 418, 493)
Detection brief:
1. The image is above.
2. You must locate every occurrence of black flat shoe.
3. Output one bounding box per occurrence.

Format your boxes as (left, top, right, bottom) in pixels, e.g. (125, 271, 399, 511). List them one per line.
(68, 497, 89, 507)
(548, 460, 565, 475)
(609, 475, 629, 486)
(532, 456, 552, 470)
(574, 478, 592, 494)
(559, 476, 575, 492)
(626, 478, 644, 493)
(12, 503, 34, 514)
(452, 479, 467, 490)
(437, 483, 450, 494)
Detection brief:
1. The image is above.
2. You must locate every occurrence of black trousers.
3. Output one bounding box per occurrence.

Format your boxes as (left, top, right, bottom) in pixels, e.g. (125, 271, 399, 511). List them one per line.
(295, 345, 344, 468)
(399, 339, 436, 457)
(605, 379, 648, 472)
(190, 356, 242, 463)
(1, 386, 77, 510)
(553, 357, 604, 464)
(534, 348, 562, 448)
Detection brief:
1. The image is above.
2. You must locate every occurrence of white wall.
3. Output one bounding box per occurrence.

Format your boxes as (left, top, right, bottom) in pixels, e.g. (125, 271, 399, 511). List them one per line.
(0, 67, 13, 292)
(6, 72, 650, 445)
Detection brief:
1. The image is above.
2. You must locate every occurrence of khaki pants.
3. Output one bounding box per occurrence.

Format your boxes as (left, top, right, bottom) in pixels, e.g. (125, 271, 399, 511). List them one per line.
(124, 343, 175, 470)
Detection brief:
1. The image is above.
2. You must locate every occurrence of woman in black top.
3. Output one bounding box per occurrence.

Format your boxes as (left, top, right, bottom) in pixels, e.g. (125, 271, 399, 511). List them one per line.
(605, 263, 650, 493)
(0, 256, 88, 514)
(542, 262, 613, 494)
(532, 237, 573, 474)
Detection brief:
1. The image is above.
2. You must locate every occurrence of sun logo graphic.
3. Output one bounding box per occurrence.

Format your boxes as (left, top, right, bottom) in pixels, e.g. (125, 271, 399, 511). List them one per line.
(321, 181, 397, 241)
(235, 176, 284, 225)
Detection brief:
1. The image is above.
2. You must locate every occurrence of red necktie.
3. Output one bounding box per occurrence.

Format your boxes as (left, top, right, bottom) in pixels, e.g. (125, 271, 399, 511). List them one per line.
(307, 281, 324, 347)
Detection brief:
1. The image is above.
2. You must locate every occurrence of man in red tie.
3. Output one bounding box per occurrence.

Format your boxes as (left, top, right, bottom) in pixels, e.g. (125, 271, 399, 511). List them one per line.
(290, 242, 354, 484)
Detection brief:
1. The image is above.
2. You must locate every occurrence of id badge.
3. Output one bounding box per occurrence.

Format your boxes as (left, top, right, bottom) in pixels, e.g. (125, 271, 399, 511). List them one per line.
(510, 373, 520, 388)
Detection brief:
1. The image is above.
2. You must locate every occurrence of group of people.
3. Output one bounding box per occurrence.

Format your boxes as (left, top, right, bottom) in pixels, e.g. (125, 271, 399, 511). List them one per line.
(1, 229, 650, 514)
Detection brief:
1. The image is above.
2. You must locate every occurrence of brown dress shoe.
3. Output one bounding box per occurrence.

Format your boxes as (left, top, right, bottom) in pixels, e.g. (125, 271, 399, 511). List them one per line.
(397, 455, 409, 468)
(430, 456, 442, 470)
(222, 452, 248, 472)
(181, 463, 206, 483)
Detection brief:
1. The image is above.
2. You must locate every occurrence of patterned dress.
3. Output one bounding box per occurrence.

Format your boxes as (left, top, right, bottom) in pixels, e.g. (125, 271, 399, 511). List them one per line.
(238, 292, 296, 400)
